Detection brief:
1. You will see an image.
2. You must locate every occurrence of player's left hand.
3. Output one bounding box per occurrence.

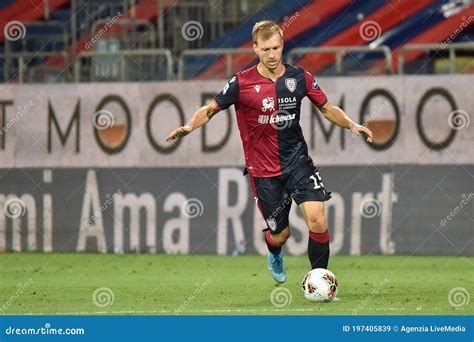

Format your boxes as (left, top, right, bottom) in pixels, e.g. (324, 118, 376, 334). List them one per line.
(350, 123, 373, 143)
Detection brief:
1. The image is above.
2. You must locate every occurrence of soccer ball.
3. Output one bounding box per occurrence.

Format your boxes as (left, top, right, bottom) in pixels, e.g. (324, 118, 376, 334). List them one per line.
(301, 268, 339, 302)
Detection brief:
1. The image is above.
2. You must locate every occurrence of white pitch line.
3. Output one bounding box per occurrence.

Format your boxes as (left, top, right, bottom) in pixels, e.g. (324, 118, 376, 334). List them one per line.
(13, 306, 451, 315)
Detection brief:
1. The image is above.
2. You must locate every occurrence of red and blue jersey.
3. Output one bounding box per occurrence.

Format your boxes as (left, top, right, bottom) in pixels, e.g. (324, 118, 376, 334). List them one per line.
(213, 64, 327, 178)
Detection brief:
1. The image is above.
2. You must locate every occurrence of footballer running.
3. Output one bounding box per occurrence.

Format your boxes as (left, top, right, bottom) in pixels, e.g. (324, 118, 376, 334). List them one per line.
(166, 20, 373, 283)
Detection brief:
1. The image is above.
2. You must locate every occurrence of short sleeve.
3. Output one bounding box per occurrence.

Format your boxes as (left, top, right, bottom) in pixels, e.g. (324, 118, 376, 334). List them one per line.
(214, 75, 239, 110)
(304, 71, 327, 108)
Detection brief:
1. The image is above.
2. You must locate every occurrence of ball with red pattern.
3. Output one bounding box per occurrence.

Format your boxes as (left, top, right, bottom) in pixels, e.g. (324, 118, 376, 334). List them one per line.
(301, 268, 339, 302)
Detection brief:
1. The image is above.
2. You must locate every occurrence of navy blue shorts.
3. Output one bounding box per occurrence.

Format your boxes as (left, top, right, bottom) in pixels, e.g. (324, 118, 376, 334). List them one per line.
(249, 161, 332, 235)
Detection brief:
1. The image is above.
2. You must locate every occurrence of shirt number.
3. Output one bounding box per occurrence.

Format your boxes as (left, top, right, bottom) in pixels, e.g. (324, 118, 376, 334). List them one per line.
(310, 172, 324, 190)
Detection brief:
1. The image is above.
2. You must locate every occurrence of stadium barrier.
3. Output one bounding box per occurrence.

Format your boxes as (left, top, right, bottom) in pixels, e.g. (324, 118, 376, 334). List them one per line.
(74, 49, 174, 82)
(398, 42, 474, 74)
(287, 46, 394, 75)
(0, 75, 472, 256)
(0, 51, 70, 83)
(178, 48, 256, 80)
(2, 43, 473, 83)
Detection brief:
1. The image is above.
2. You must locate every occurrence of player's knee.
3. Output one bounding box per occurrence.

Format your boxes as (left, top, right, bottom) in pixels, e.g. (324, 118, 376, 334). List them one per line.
(307, 214, 327, 233)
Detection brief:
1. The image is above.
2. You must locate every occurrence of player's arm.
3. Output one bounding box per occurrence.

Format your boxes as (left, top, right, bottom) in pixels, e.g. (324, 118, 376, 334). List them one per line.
(166, 101, 220, 142)
(304, 71, 373, 143)
(319, 101, 373, 143)
(166, 75, 238, 142)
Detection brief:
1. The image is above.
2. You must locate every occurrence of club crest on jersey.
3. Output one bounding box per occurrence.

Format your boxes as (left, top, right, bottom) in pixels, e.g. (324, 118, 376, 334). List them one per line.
(266, 218, 277, 231)
(285, 78, 297, 92)
(261, 97, 275, 112)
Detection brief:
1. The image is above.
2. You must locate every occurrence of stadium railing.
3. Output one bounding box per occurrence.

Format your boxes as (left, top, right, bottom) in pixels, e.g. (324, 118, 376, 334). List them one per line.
(74, 48, 174, 82)
(90, 18, 156, 50)
(399, 42, 474, 74)
(4, 21, 69, 54)
(2, 43, 473, 83)
(178, 48, 255, 80)
(0, 51, 69, 83)
(287, 46, 394, 75)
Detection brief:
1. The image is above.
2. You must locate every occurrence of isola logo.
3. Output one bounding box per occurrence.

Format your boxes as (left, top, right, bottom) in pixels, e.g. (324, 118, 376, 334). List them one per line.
(278, 96, 298, 110)
(278, 97, 296, 104)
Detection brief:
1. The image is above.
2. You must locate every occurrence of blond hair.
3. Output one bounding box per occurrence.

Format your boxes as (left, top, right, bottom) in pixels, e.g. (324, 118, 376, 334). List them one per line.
(252, 20, 283, 44)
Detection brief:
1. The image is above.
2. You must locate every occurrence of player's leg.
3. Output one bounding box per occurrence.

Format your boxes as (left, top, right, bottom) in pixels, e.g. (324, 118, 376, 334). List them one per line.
(264, 226, 289, 271)
(265, 226, 289, 283)
(298, 201, 330, 269)
(265, 226, 290, 250)
(250, 175, 291, 283)
(289, 161, 332, 269)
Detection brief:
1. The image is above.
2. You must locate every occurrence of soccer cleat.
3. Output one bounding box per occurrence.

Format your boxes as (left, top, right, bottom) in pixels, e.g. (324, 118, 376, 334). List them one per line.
(267, 251, 286, 283)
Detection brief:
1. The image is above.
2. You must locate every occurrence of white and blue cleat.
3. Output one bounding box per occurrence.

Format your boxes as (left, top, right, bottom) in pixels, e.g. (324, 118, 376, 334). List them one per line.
(267, 251, 286, 283)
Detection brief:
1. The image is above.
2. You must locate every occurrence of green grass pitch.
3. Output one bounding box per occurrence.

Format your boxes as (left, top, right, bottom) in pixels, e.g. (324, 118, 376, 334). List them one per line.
(0, 253, 472, 315)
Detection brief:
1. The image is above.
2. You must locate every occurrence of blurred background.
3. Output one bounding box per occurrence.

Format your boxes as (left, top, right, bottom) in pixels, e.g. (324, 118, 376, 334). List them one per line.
(0, 0, 473, 82)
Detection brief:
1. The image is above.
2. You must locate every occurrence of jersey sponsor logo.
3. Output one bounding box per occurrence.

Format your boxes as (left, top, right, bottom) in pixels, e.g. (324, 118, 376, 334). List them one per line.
(312, 78, 318, 89)
(285, 78, 297, 92)
(278, 96, 296, 104)
(258, 115, 269, 124)
(261, 97, 275, 112)
(254, 84, 261, 93)
(258, 113, 296, 125)
(278, 96, 297, 110)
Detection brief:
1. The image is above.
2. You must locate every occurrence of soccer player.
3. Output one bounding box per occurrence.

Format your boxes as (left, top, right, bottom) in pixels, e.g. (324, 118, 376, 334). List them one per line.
(166, 20, 373, 283)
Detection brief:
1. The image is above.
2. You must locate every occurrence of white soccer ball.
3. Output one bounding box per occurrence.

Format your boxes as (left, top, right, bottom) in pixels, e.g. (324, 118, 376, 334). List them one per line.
(301, 268, 339, 302)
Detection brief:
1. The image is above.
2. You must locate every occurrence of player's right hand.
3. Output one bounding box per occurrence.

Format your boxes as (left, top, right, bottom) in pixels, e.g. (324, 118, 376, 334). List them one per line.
(166, 125, 192, 142)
